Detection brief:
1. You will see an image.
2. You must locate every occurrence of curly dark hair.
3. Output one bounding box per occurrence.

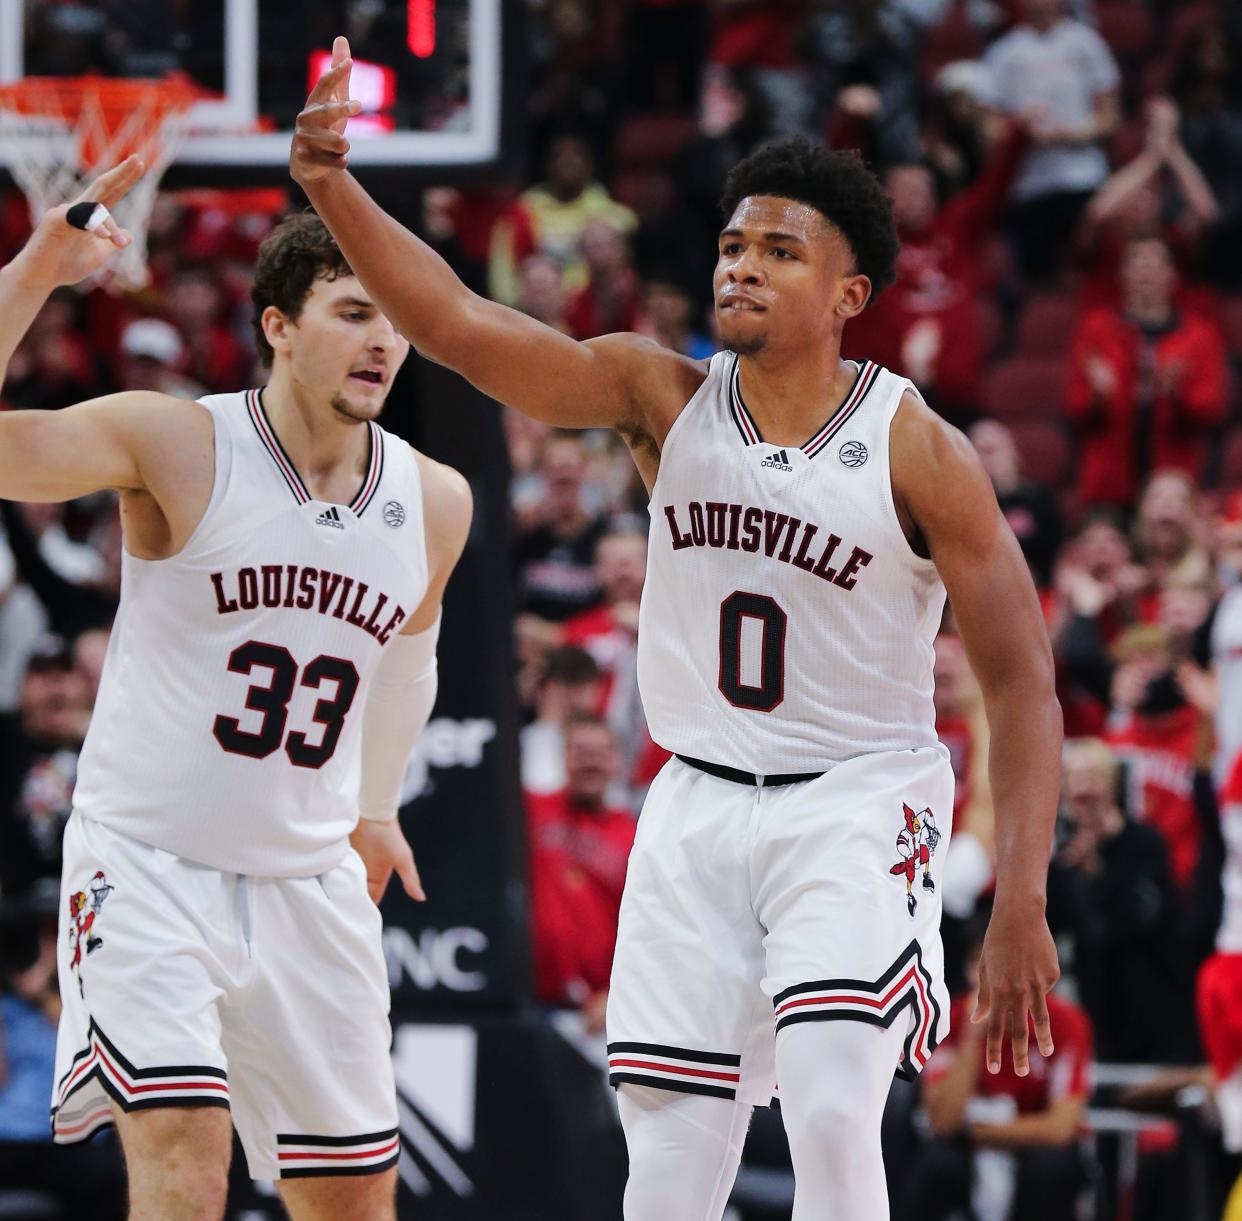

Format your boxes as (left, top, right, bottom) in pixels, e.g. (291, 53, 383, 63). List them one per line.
(251, 211, 354, 365)
(720, 138, 900, 298)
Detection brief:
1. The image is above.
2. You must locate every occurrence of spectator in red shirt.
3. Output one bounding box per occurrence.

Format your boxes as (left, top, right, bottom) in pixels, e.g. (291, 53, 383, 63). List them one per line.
(1076, 97, 1220, 313)
(526, 716, 636, 1030)
(1105, 623, 1208, 896)
(913, 920, 1093, 1221)
(1065, 236, 1228, 509)
(843, 122, 1028, 424)
(565, 221, 642, 340)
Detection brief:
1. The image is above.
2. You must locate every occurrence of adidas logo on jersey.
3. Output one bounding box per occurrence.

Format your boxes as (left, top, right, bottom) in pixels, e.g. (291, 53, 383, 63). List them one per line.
(760, 448, 794, 473)
(315, 506, 346, 530)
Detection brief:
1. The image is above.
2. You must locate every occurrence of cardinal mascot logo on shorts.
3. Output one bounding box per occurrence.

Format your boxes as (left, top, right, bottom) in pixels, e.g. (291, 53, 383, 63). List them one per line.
(889, 803, 940, 916)
(67, 869, 113, 995)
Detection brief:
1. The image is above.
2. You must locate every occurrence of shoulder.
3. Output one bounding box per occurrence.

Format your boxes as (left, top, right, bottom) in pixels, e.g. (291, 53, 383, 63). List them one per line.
(890, 389, 977, 476)
(412, 449, 473, 543)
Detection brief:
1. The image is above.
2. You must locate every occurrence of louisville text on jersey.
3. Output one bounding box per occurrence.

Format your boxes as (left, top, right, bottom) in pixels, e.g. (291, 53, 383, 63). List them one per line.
(210, 565, 408, 644)
(662, 500, 874, 591)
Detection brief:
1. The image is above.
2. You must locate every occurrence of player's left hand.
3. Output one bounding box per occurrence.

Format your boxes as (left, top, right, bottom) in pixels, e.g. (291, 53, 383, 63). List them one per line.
(9, 155, 143, 290)
(971, 901, 1059, 1077)
(351, 817, 426, 904)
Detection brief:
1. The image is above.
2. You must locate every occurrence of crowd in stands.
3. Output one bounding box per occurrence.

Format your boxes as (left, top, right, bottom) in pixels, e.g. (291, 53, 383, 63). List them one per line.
(3, 0, 1242, 1216)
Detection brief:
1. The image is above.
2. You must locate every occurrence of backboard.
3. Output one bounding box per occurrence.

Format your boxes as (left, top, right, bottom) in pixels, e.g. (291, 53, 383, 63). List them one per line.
(0, 0, 507, 175)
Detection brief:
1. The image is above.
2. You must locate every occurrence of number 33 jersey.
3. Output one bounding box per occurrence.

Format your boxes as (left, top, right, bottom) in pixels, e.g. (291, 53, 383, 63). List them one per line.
(637, 352, 946, 775)
(72, 389, 429, 876)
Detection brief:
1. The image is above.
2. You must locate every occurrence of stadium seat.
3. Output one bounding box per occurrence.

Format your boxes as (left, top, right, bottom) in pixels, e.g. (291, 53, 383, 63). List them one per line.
(612, 170, 677, 223)
(1015, 293, 1079, 357)
(1220, 426, 1242, 489)
(1012, 422, 1072, 488)
(1219, 296, 1242, 358)
(973, 297, 1004, 364)
(921, 0, 985, 82)
(1096, 1, 1154, 60)
(981, 356, 1069, 422)
(1169, 0, 1217, 56)
(613, 114, 699, 173)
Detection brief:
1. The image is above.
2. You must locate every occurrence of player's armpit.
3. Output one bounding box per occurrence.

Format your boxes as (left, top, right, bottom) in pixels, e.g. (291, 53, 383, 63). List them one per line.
(0, 391, 187, 503)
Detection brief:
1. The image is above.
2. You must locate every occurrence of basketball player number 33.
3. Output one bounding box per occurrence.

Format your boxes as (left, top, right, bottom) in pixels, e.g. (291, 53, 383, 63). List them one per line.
(212, 640, 359, 768)
(718, 591, 786, 712)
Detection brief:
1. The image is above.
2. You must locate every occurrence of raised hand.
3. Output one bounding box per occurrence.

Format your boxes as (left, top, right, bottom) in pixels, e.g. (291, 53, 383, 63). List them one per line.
(10, 155, 143, 290)
(290, 35, 362, 185)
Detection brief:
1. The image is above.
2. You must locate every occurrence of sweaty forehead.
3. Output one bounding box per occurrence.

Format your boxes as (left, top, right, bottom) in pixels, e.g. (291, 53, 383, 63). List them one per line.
(725, 195, 833, 242)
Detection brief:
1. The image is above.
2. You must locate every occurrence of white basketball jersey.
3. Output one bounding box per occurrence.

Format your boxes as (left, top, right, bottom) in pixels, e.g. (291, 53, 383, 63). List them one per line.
(73, 389, 429, 876)
(638, 352, 946, 774)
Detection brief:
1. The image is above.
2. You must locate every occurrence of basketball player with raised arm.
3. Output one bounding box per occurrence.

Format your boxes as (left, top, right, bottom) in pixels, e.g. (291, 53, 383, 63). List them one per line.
(0, 158, 471, 1220)
(294, 40, 1062, 1220)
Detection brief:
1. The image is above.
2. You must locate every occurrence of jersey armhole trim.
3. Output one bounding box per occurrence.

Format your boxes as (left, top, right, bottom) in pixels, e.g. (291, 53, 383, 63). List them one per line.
(881, 383, 939, 571)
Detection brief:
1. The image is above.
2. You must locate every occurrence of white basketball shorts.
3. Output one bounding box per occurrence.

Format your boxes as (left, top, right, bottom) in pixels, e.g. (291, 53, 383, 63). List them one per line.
(52, 813, 399, 1181)
(607, 747, 954, 1104)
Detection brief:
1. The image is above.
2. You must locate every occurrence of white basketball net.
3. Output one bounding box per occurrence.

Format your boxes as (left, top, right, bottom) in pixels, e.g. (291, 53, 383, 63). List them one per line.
(0, 83, 195, 291)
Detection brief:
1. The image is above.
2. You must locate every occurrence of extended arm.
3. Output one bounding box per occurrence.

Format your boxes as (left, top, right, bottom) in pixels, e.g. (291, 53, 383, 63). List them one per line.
(893, 396, 1062, 1076)
(291, 40, 693, 435)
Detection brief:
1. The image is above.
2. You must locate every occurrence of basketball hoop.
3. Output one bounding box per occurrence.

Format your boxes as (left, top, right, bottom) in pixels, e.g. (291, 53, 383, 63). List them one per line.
(0, 74, 202, 291)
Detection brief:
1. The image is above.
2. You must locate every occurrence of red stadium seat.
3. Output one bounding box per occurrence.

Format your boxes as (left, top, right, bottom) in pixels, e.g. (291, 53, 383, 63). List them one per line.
(1012, 422, 1072, 488)
(613, 114, 699, 173)
(921, 0, 985, 81)
(1220, 296, 1242, 358)
(973, 297, 1004, 364)
(1015, 293, 1079, 357)
(981, 355, 1069, 422)
(1096, 1, 1154, 60)
(1221, 426, 1242, 490)
(612, 170, 677, 223)
(1169, 1, 1218, 56)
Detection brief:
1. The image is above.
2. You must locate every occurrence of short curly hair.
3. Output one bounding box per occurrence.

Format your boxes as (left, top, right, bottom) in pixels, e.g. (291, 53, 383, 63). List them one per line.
(720, 138, 900, 298)
(251, 211, 354, 365)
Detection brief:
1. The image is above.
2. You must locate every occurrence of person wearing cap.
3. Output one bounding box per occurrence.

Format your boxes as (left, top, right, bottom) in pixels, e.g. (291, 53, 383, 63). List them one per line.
(117, 317, 205, 399)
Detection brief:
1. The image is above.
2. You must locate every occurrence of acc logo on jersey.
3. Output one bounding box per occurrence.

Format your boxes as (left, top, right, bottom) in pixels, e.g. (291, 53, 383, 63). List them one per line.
(839, 440, 868, 467)
(889, 803, 939, 917)
(383, 500, 407, 528)
(67, 869, 113, 995)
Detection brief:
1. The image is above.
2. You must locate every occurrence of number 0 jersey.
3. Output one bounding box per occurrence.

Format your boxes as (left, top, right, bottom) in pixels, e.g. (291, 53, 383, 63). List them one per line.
(637, 352, 946, 774)
(72, 389, 429, 876)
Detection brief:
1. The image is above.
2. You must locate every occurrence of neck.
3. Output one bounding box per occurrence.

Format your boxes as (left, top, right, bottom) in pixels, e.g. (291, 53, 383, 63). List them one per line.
(1126, 298, 1173, 328)
(735, 339, 858, 448)
(261, 365, 373, 499)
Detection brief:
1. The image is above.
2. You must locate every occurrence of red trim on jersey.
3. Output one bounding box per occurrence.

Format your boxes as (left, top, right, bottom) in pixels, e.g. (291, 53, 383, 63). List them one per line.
(246, 388, 310, 503)
(802, 361, 879, 457)
(349, 422, 385, 515)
